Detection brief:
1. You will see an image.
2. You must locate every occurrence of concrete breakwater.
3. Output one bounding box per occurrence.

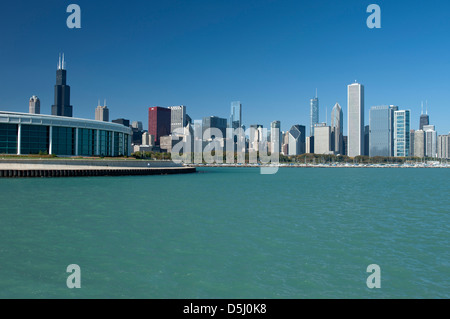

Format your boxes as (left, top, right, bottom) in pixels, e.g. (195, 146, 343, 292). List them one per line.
(0, 159, 196, 178)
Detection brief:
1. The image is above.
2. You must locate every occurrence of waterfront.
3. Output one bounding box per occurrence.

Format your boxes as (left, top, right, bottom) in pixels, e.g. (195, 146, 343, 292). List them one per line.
(0, 167, 448, 298)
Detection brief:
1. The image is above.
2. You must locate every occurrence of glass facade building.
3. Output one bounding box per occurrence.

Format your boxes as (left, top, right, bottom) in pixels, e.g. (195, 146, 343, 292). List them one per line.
(369, 105, 397, 157)
(394, 110, 410, 157)
(230, 101, 242, 130)
(310, 97, 319, 137)
(0, 112, 131, 156)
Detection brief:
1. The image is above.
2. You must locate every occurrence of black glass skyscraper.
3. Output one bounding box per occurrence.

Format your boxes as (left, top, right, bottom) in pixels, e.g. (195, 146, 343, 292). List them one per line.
(51, 54, 73, 117)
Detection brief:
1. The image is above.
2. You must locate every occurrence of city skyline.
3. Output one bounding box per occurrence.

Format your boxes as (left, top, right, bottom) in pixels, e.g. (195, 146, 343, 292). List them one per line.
(1, 1, 450, 136)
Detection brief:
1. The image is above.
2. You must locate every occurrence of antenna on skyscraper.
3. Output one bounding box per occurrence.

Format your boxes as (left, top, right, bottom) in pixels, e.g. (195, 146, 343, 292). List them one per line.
(426, 100, 428, 114)
(58, 53, 61, 70)
(104, 99, 106, 106)
(315, 88, 318, 99)
(62, 53, 65, 69)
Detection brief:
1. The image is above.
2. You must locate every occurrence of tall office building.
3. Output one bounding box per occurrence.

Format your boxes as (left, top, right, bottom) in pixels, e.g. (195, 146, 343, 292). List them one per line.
(437, 134, 450, 159)
(369, 105, 397, 157)
(51, 54, 73, 117)
(330, 103, 343, 155)
(131, 121, 143, 131)
(270, 121, 281, 153)
(314, 123, 332, 155)
(202, 116, 227, 139)
(29, 95, 40, 114)
(95, 102, 109, 122)
(419, 102, 430, 130)
(148, 107, 171, 146)
(393, 110, 410, 157)
(410, 129, 415, 157)
(168, 105, 186, 133)
(288, 125, 306, 156)
(230, 101, 242, 129)
(347, 82, 364, 157)
(423, 125, 437, 158)
(310, 94, 319, 136)
(249, 124, 264, 152)
(364, 125, 370, 156)
(342, 136, 348, 156)
(413, 130, 426, 158)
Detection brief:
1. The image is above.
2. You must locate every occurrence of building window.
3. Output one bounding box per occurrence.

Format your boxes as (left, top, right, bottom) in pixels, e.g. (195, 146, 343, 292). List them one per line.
(52, 126, 75, 155)
(21, 124, 49, 155)
(0, 123, 18, 154)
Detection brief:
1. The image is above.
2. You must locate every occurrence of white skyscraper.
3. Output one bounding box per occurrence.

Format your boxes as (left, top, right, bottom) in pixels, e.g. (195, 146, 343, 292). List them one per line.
(270, 121, 281, 154)
(347, 82, 364, 157)
(423, 124, 437, 158)
(168, 105, 186, 133)
(314, 123, 332, 155)
(29, 95, 40, 114)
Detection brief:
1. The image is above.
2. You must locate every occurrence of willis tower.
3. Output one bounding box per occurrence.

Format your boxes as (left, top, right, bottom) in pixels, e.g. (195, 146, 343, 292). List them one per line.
(51, 54, 73, 117)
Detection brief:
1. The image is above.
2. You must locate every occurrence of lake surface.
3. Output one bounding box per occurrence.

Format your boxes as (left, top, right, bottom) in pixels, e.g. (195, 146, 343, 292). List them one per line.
(0, 167, 448, 298)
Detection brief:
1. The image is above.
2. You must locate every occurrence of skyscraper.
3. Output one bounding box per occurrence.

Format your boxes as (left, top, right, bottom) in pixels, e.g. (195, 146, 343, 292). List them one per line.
(413, 130, 426, 158)
(131, 121, 143, 131)
(29, 95, 40, 114)
(95, 102, 109, 122)
(410, 129, 415, 157)
(270, 121, 281, 153)
(168, 105, 186, 133)
(230, 101, 242, 129)
(51, 54, 73, 117)
(288, 125, 306, 156)
(148, 107, 171, 146)
(419, 102, 430, 130)
(394, 110, 410, 157)
(423, 125, 437, 158)
(330, 103, 343, 155)
(202, 116, 227, 140)
(437, 134, 450, 159)
(314, 123, 332, 155)
(347, 82, 364, 157)
(369, 105, 397, 157)
(310, 93, 319, 137)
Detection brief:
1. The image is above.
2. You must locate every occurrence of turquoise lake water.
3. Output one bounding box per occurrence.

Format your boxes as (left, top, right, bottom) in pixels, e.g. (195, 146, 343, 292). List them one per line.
(0, 167, 448, 298)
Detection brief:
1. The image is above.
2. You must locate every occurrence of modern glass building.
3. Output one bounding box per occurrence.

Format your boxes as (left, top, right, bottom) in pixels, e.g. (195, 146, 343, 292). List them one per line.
(369, 105, 397, 157)
(330, 103, 343, 155)
(393, 110, 410, 157)
(0, 111, 132, 156)
(230, 101, 242, 130)
(202, 116, 227, 139)
(347, 83, 364, 157)
(310, 96, 319, 137)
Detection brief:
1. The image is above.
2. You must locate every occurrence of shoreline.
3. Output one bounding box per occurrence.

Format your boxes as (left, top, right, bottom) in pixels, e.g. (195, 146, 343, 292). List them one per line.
(191, 163, 450, 168)
(0, 159, 196, 178)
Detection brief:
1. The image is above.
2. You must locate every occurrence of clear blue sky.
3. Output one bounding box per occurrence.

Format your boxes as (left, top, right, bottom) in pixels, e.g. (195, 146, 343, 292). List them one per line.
(1, 0, 449, 135)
